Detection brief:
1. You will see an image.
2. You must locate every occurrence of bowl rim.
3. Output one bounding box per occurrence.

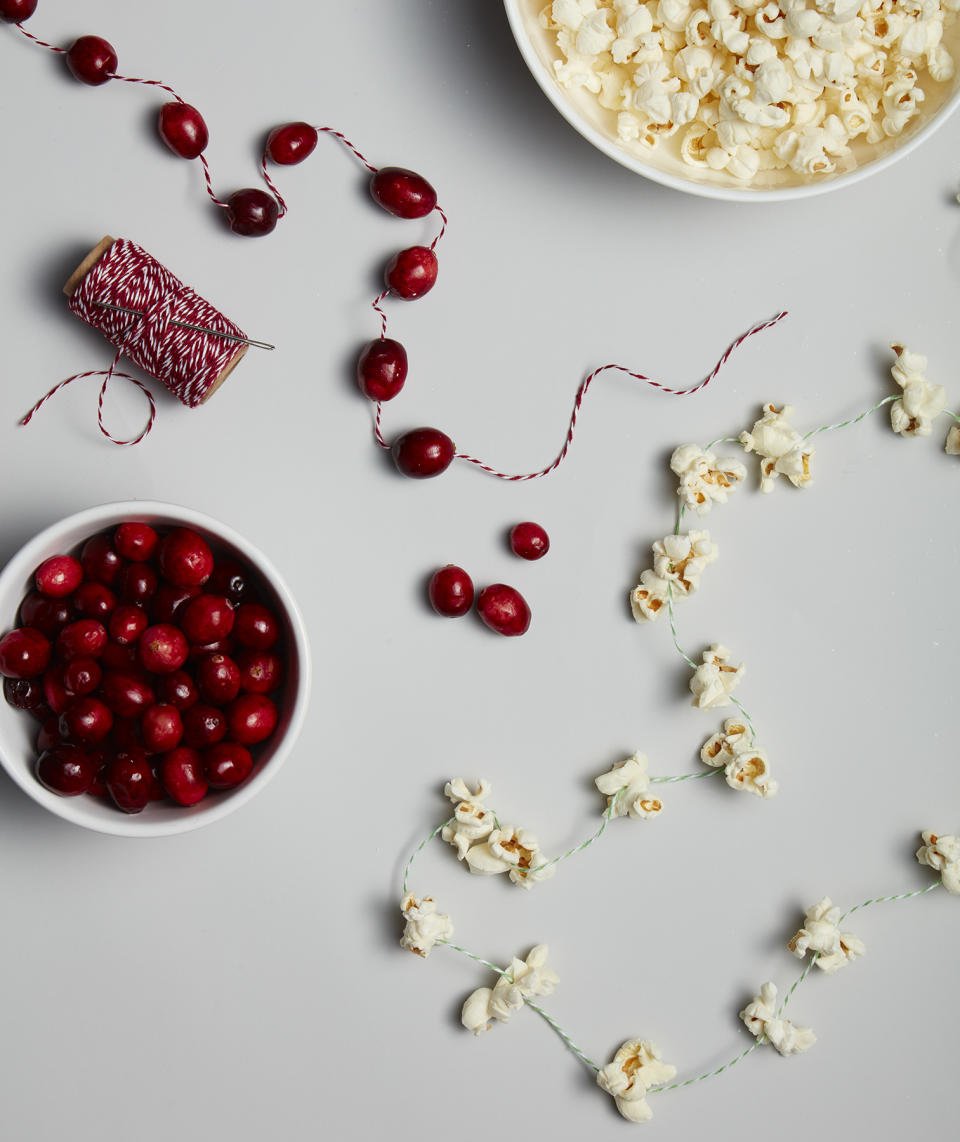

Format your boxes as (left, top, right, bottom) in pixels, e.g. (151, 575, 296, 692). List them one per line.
(0, 500, 311, 838)
(503, 0, 960, 201)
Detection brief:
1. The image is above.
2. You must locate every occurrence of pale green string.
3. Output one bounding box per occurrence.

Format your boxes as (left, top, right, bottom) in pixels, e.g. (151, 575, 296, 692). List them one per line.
(802, 394, 896, 439)
(401, 817, 453, 897)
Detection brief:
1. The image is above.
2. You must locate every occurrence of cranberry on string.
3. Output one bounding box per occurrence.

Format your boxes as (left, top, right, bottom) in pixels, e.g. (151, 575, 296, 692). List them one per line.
(65, 35, 117, 85)
(158, 102, 208, 159)
(0, 0, 36, 22)
(266, 122, 318, 165)
(370, 167, 438, 219)
(385, 246, 438, 300)
(391, 428, 455, 479)
(225, 188, 280, 237)
(357, 338, 407, 402)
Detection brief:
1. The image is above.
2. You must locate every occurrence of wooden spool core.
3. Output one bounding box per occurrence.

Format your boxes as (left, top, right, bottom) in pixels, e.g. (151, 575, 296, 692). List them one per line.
(63, 236, 246, 403)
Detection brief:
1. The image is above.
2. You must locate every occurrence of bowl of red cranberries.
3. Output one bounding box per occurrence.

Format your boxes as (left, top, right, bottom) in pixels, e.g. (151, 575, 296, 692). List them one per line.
(0, 502, 310, 836)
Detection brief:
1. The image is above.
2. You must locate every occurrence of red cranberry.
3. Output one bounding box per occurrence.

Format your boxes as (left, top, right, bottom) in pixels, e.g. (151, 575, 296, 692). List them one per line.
(101, 670, 155, 718)
(357, 338, 408, 402)
(42, 667, 70, 715)
(141, 704, 184, 754)
(236, 649, 283, 694)
(370, 167, 437, 219)
(231, 603, 279, 650)
(225, 188, 279, 237)
(158, 528, 214, 588)
(265, 121, 318, 165)
(0, 1, 38, 23)
(384, 246, 438, 300)
(65, 35, 118, 86)
(35, 554, 82, 598)
(37, 715, 62, 752)
(203, 741, 254, 789)
(80, 534, 123, 585)
(391, 427, 455, 478)
(59, 697, 114, 745)
(227, 693, 278, 746)
(509, 522, 550, 561)
(19, 592, 71, 636)
(138, 624, 189, 674)
(113, 521, 159, 562)
(108, 605, 148, 645)
(3, 676, 44, 711)
(477, 584, 531, 637)
(105, 749, 153, 813)
(62, 657, 102, 698)
(207, 560, 248, 605)
(100, 641, 138, 671)
(117, 562, 158, 606)
(37, 744, 97, 796)
(0, 627, 51, 678)
(152, 583, 200, 623)
(157, 102, 209, 160)
(155, 670, 199, 710)
(182, 704, 227, 750)
(159, 747, 208, 806)
(180, 594, 234, 644)
(56, 619, 107, 661)
(195, 653, 241, 705)
(72, 580, 117, 620)
(428, 565, 474, 617)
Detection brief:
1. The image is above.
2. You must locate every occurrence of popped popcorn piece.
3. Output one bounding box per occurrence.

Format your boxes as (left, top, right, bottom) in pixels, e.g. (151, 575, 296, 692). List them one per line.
(461, 944, 559, 1035)
(595, 752, 664, 818)
(739, 403, 814, 492)
(630, 568, 672, 622)
(916, 830, 960, 893)
(788, 897, 865, 973)
(700, 719, 778, 797)
(740, 982, 816, 1055)
(400, 894, 454, 958)
(465, 825, 556, 888)
(945, 424, 960, 454)
(689, 643, 744, 709)
(597, 1039, 677, 1123)
(888, 343, 947, 437)
(670, 443, 747, 515)
(700, 717, 751, 767)
(441, 777, 495, 860)
(651, 529, 719, 596)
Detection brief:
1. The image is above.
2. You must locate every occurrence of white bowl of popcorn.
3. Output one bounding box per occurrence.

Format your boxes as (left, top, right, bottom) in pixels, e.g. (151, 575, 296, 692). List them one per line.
(504, 0, 960, 199)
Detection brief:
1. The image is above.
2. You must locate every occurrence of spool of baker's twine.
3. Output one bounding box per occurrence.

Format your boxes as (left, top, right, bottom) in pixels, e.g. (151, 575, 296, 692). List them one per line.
(20, 237, 271, 444)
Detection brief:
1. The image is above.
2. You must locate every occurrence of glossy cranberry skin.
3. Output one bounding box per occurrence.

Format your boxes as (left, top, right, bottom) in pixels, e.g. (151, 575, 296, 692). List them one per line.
(227, 694, 278, 746)
(428, 565, 474, 617)
(141, 704, 183, 754)
(229, 603, 277, 650)
(509, 522, 550, 561)
(117, 562, 158, 607)
(113, 521, 159, 562)
(42, 668, 70, 715)
(62, 657, 102, 698)
(37, 745, 97, 796)
(59, 697, 114, 745)
(101, 670, 155, 718)
(0, 627, 52, 678)
(138, 624, 189, 674)
(477, 584, 531, 637)
(225, 188, 279, 237)
(370, 167, 437, 219)
(158, 528, 214, 588)
(108, 605, 148, 645)
(3, 676, 43, 711)
(0, 1, 38, 23)
(159, 747, 208, 806)
(72, 581, 117, 620)
(265, 121, 318, 165)
(182, 704, 228, 750)
(57, 619, 107, 661)
(196, 653, 241, 705)
(80, 534, 123, 586)
(155, 670, 199, 710)
(157, 102, 208, 160)
(180, 594, 234, 644)
(207, 560, 248, 605)
(203, 741, 253, 789)
(236, 649, 283, 694)
(19, 592, 71, 637)
(391, 427, 456, 478)
(385, 246, 438, 300)
(105, 749, 152, 813)
(152, 584, 200, 623)
(357, 338, 408, 402)
(35, 554, 82, 598)
(66, 35, 118, 86)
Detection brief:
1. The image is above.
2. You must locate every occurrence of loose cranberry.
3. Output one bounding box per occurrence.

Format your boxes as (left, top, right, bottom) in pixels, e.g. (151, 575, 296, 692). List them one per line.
(35, 554, 83, 598)
(195, 653, 241, 705)
(117, 562, 158, 606)
(65, 35, 118, 86)
(207, 560, 248, 605)
(37, 745, 97, 797)
(227, 693, 278, 746)
(3, 676, 43, 711)
(138, 624, 189, 674)
(265, 121, 318, 165)
(159, 747, 208, 806)
(0, 1, 38, 23)
(356, 338, 407, 402)
(225, 188, 279, 237)
(232, 603, 279, 650)
(180, 594, 234, 644)
(62, 657, 102, 698)
(203, 741, 253, 789)
(100, 641, 138, 671)
(370, 167, 437, 219)
(477, 584, 531, 637)
(19, 592, 71, 636)
(236, 649, 283, 694)
(428, 565, 474, 617)
(108, 605, 148, 645)
(155, 670, 199, 710)
(72, 580, 117, 620)
(113, 521, 159, 562)
(42, 667, 70, 715)
(152, 583, 200, 623)
(0, 627, 51, 678)
(105, 749, 153, 813)
(56, 619, 107, 661)
(101, 670, 155, 718)
(80, 534, 123, 586)
(391, 427, 455, 478)
(182, 704, 227, 749)
(36, 715, 62, 753)
(59, 697, 114, 745)
(509, 522, 550, 561)
(384, 246, 438, 300)
(157, 102, 209, 160)
(141, 704, 183, 754)
(158, 528, 214, 588)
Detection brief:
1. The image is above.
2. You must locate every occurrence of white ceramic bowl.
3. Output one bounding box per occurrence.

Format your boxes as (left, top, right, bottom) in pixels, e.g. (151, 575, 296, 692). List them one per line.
(0, 501, 311, 837)
(504, 0, 960, 200)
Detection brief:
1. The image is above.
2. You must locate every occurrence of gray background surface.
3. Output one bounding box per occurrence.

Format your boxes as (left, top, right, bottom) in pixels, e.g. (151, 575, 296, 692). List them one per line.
(0, 2, 958, 1139)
